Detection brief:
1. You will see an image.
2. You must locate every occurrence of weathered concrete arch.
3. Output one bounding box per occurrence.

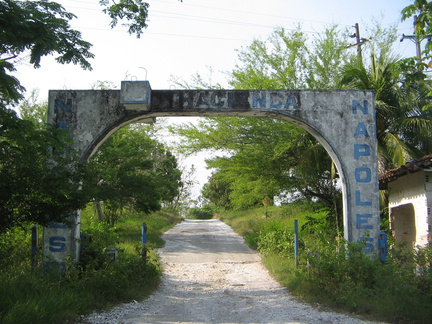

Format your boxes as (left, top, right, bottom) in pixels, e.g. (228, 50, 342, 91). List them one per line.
(44, 82, 379, 267)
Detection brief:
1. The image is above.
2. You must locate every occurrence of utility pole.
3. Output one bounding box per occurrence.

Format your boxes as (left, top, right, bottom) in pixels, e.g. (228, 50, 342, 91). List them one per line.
(400, 15, 422, 64)
(349, 23, 369, 63)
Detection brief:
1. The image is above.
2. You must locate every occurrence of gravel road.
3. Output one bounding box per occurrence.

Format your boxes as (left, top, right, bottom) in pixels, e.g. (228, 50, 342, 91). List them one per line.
(80, 219, 382, 324)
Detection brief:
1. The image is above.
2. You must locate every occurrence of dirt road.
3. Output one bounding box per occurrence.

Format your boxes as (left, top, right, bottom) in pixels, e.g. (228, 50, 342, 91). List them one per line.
(82, 219, 381, 324)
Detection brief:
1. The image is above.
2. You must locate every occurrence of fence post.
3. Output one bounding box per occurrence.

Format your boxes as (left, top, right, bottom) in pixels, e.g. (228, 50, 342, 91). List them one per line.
(141, 222, 147, 262)
(31, 225, 38, 269)
(294, 220, 299, 268)
(378, 232, 388, 262)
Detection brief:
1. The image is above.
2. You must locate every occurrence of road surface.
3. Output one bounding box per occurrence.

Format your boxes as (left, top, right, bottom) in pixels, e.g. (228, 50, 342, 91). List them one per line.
(81, 219, 382, 324)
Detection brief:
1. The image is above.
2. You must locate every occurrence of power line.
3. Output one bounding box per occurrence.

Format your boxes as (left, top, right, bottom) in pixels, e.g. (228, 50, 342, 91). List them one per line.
(65, 0, 334, 27)
(75, 25, 255, 42)
(64, 4, 321, 35)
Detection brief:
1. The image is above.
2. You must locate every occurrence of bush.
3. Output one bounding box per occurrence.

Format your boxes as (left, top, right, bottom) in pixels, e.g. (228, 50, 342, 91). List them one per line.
(287, 241, 432, 323)
(186, 205, 214, 219)
(0, 226, 35, 269)
(79, 222, 119, 270)
(0, 207, 182, 324)
(257, 220, 295, 256)
(219, 204, 432, 323)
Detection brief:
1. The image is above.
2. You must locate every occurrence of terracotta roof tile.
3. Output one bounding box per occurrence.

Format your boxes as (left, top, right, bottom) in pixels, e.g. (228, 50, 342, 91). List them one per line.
(379, 154, 432, 189)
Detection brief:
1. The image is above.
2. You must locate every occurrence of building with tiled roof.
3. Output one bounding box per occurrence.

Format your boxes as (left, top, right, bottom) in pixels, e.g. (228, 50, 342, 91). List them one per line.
(379, 154, 432, 248)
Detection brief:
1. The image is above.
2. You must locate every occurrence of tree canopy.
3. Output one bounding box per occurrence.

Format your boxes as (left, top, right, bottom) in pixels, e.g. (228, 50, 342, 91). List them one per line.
(88, 125, 182, 225)
(0, 0, 168, 104)
(0, 108, 91, 233)
(171, 25, 351, 211)
(172, 20, 432, 216)
(0, 0, 94, 104)
(0, 0, 180, 231)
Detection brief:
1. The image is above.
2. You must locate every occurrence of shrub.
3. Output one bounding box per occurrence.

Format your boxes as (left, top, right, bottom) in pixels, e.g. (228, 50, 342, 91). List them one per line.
(257, 226, 294, 255)
(0, 207, 181, 324)
(220, 204, 432, 323)
(79, 222, 120, 270)
(186, 205, 214, 219)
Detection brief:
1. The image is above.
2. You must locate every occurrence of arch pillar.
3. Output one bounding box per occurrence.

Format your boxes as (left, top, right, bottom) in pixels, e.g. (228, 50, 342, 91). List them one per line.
(43, 82, 379, 267)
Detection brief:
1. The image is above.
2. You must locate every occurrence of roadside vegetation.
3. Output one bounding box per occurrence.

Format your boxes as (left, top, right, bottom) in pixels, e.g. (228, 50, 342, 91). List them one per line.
(218, 203, 432, 324)
(0, 208, 182, 324)
(2, 1, 432, 324)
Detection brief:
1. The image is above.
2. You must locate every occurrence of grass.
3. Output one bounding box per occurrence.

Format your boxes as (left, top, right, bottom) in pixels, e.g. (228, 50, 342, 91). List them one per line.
(219, 202, 432, 324)
(0, 206, 183, 324)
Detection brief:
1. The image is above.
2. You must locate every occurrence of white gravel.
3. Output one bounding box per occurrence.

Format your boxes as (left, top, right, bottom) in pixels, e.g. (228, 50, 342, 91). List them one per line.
(80, 219, 384, 324)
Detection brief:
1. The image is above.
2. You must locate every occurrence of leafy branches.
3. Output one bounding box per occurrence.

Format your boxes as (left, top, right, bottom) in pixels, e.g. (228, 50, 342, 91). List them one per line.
(0, 108, 90, 233)
(0, 0, 94, 104)
(100, 0, 149, 37)
(88, 125, 182, 225)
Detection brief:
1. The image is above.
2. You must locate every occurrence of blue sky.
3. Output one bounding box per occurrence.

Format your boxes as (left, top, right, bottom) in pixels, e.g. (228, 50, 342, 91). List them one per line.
(15, 0, 415, 99)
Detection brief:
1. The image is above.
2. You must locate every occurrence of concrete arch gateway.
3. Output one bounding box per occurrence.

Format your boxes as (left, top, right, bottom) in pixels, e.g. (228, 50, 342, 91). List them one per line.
(43, 81, 379, 267)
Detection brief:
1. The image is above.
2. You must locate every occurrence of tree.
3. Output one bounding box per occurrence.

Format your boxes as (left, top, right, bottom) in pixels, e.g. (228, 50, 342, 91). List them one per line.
(202, 170, 233, 210)
(0, 0, 94, 104)
(171, 25, 351, 211)
(401, 0, 432, 65)
(339, 52, 432, 172)
(0, 108, 90, 233)
(229, 25, 350, 90)
(18, 89, 47, 128)
(88, 125, 182, 225)
(0, 0, 180, 231)
(0, 0, 179, 104)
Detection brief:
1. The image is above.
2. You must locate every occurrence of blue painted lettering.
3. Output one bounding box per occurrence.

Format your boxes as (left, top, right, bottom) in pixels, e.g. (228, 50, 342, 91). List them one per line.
(285, 93, 299, 109)
(354, 144, 370, 159)
(356, 190, 372, 206)
(54, 99, 72, 130)
(356, 214, 373, 229)
(49, 236, 67, 252)
(252, 92, 266, 108)
(269, 93, 299, 109)
(54, 99, 72, 113)
(251, 92, 299, 109)
(196, 93, 209, 107)
(212, 93, 231, 108)
(270, 94, 283, 108)
(355, 167, 371, 182)
(352, 100, 369, 115)
(354, 122, 370, 138)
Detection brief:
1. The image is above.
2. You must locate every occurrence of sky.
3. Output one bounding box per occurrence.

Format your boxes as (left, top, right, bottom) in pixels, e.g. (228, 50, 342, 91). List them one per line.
(12, 0, 418, 202)
(15, 0, 415, 96)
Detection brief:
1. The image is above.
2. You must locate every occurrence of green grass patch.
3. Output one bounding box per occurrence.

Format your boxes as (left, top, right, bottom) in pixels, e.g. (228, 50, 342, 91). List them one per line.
(0, 207, 182, 324)
(219, 202, 432, 324)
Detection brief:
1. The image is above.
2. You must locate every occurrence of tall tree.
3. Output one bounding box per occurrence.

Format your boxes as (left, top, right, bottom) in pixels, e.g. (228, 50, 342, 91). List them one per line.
(0, 0, 177, 231)
(89, 125, 182, 225)
(339, 52, 432, 172)
(171, 25, 351, 211)
(401, 0, 432, 67)
(0, 108, 90, 233)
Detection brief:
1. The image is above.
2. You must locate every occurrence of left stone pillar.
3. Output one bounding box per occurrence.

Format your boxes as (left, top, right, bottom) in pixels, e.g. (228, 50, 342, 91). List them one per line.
(43, 87, 128, 268)
(43, 93, 82, 270)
